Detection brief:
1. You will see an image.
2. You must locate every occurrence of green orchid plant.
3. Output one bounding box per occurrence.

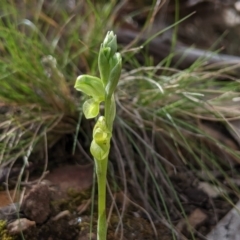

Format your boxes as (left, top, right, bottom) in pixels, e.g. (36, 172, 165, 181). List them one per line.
(74, 31, 122, 240)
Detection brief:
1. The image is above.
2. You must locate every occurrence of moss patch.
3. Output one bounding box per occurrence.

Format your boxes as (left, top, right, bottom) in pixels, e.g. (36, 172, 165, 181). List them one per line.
(0, 220, 15, 240)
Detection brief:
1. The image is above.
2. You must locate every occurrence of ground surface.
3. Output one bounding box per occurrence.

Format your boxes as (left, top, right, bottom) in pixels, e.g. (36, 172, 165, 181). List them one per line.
(0, 158, 238, 239)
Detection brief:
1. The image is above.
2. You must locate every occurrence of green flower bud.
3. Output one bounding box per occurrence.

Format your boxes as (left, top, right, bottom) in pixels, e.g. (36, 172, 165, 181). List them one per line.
(105, 52, 122, 97)
(98, 46, 111, 87)
(90, 140, 109, 161)
(102, 31, 117, 57)
(98, 31, 120, 89)
(93, 128, 108, 144)
(83, 98, 101, 119)
(93, 116, 110, 136)
(104, 96, 116, 131)
(90, 116, 111, 161)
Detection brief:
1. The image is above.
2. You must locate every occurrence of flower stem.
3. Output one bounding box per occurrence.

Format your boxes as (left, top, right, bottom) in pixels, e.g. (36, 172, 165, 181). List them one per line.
(95, 157, 108, 240)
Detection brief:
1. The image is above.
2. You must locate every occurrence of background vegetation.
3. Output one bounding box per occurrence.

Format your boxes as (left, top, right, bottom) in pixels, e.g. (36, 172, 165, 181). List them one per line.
(1, 0, 240, 239)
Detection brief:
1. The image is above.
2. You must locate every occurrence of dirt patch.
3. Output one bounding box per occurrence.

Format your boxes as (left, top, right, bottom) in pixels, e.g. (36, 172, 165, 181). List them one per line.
(0, 178, 172, 240)
(0, 163, 237, 239)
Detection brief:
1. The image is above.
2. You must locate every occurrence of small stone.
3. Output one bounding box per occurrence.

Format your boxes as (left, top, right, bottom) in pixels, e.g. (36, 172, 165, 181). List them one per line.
(7, 218, 35, 235)
(176, 208, 207, 232)
(21, 183, 51, 224)
(188, 208, 208, 228)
